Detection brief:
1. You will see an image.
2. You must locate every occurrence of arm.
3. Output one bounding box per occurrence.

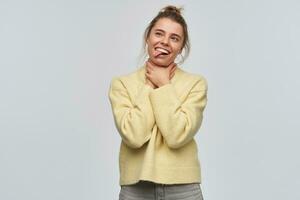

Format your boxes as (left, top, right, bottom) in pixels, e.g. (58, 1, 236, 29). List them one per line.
(149, 77, 208, 149)
(108, 77, 155, 148)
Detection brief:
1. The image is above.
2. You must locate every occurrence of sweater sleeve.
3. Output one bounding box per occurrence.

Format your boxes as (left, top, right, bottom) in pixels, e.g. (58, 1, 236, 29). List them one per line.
(108, 77, 155, 149)
(149, 77, 208, 149)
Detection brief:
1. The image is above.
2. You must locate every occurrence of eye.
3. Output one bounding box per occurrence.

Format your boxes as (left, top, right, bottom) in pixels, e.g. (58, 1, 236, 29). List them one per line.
(171, 37, 179, 42)
(155, 32, 162, 36)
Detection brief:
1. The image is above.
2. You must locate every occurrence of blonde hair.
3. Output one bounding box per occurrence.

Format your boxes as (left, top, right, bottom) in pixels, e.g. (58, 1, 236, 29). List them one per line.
(137, 5, 190, 66)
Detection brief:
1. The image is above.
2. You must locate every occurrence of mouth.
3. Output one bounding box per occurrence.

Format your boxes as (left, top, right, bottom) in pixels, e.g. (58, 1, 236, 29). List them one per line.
(154, 47, 171, 58)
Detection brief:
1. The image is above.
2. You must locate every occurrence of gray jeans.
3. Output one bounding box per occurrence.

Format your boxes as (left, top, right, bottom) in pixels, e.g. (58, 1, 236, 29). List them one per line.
(119, 180, 204, 200)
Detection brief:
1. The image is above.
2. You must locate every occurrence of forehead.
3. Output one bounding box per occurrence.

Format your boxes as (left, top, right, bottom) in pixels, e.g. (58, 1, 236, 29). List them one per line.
(152, 18, 183, 36)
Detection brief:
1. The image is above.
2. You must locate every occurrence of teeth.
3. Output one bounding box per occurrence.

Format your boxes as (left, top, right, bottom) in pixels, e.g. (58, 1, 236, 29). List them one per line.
(155, 47, 169, 54)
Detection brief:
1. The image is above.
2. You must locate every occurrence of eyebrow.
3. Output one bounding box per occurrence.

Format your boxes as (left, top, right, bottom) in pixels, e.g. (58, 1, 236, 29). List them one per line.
(153, 28, 182, 39)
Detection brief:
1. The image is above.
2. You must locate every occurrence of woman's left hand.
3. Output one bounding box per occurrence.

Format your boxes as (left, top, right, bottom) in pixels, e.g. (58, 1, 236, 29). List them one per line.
(145, 59, 177, 88)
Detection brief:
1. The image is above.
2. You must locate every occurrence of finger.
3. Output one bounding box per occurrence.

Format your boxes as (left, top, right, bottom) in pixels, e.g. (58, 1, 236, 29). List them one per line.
(147, 62, 154, 69)
(147, 60, 155, 67)
(169, 64, 176, 73)
(146, 66, 151, 73)
(170, 71, 174, 79)
(171, 65, 177, 72)
(172, 62, 177, 69)
(170, 66, 176, 75)
(168, 62, 176, 69)
(145, 71, 152, 78)
(167, 63, 173, 70)
(146, 65, 154, 73)
(146, 61, 155, 70)
(147, 58, 154, 65)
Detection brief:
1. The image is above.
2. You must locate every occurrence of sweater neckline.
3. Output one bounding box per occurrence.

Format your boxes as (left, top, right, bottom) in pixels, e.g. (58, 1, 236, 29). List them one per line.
(138, 63, 183, 84)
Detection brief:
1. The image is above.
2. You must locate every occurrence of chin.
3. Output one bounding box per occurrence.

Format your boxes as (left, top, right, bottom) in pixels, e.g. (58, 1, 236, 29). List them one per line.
(149, 56, 172, 67)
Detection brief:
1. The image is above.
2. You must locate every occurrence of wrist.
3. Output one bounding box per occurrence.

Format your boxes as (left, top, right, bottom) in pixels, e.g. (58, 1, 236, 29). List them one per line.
(157, 80, 171, 88)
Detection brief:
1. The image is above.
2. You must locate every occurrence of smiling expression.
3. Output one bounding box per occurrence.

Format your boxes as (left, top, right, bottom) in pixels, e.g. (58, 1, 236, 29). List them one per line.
(146, 18, 184, 67)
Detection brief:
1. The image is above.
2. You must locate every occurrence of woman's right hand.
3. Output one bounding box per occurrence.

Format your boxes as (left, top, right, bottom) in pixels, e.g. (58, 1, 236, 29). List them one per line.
(145, 70, 176, 88)
(145, 59, 177, 89)
(146, 78, 157, 89)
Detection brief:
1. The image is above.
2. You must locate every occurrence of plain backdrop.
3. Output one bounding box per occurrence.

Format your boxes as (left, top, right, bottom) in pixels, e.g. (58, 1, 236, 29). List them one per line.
(1, 0, 299, 199)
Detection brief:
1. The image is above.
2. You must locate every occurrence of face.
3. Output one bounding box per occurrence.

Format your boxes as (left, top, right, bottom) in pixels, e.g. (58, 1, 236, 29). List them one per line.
(146, 18, 184, 67)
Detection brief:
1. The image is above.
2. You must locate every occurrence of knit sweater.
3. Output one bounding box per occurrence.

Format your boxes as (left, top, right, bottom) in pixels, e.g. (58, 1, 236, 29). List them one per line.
(108, 64, 208, 186)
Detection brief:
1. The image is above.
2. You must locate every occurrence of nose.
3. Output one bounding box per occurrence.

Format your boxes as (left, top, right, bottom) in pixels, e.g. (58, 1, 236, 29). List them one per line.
(160, 36, 169, 46)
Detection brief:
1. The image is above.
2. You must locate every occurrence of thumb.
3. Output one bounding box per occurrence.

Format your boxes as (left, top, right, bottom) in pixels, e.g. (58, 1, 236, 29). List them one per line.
(167, 62, 176, 70)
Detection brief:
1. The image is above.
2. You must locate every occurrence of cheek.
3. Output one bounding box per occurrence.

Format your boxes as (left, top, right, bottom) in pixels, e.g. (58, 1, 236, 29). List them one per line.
(171, 46, 182, 56)
(147, 42, 154, 51)
(149, 36, 161, 45)
(175, 42, 184, 52)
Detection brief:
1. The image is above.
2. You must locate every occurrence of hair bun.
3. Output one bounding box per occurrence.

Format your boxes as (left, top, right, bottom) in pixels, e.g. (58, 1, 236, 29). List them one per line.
(160, 5, 183, 15)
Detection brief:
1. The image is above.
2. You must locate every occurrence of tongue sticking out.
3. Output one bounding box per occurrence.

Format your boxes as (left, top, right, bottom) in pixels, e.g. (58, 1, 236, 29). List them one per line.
(154, 50, 168, 57)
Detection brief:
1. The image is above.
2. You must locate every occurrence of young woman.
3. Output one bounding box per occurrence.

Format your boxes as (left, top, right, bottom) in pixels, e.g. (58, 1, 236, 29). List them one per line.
(109, 5, 208, 200)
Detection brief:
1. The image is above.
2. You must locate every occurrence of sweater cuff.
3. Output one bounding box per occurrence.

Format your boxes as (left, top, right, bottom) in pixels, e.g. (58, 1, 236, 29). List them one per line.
(149, 83, 181, 109)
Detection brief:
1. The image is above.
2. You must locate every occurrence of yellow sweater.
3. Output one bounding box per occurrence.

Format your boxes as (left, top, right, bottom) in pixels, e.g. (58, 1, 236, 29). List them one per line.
(108, 64, 208, 186)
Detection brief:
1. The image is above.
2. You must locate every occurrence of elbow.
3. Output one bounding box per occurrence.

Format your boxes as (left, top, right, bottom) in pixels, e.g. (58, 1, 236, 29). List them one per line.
(158, 115, 201, 149)
(165, 141, 182, 149)
(163, 131, 194, 149)
(116, 119, 149, 149)
(165, 138, 191, 149)
(119, 127, 151, 149)
(122, 139, 145, 149)
(162, 126, 198, 149)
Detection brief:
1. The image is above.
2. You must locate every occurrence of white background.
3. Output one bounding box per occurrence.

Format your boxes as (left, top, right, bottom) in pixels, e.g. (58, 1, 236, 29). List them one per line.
(1, 0, 299, 199)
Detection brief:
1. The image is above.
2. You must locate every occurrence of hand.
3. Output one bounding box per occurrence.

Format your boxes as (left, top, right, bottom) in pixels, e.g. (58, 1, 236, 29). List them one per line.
(145, 59, 177, 88)
(146, 77, 157, 89)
